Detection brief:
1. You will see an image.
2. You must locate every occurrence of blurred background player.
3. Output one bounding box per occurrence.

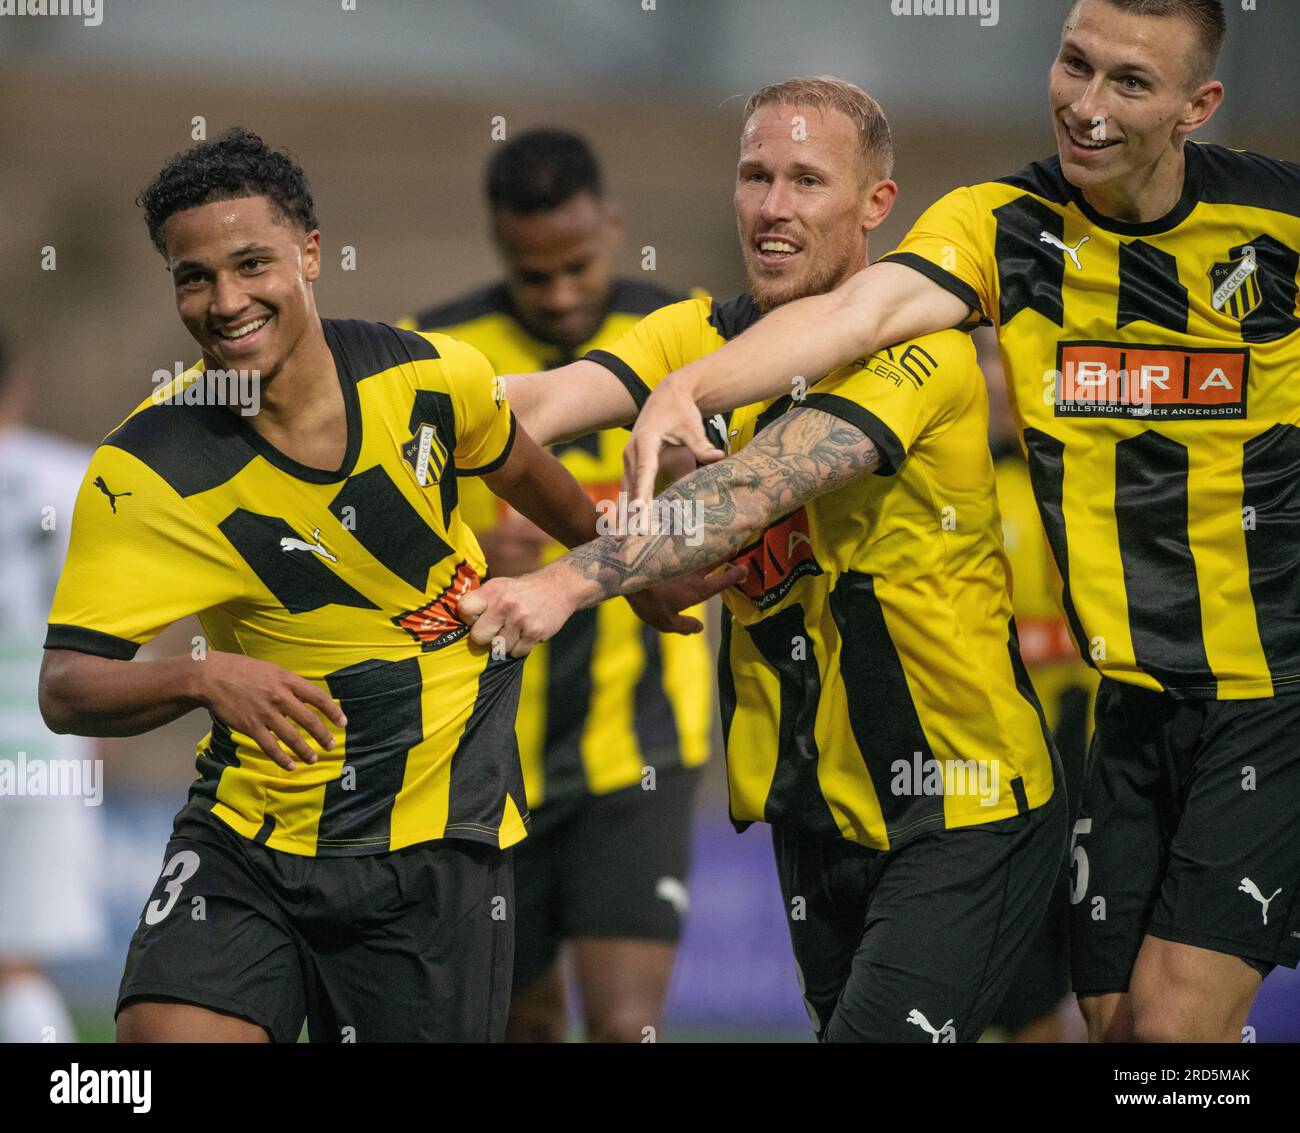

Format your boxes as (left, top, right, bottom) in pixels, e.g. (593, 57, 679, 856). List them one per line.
(980, 327, 1095, 1043)
(0, 328, 107, 1042)
(399, 129, 712, 1042)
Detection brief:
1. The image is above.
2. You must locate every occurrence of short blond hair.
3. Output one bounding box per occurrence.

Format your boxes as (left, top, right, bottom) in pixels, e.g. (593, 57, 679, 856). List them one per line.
(743, 75, 895, 181)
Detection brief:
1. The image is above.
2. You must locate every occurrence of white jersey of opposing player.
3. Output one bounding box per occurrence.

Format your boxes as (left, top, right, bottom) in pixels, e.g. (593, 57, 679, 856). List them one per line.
(0, 426, 106, 961)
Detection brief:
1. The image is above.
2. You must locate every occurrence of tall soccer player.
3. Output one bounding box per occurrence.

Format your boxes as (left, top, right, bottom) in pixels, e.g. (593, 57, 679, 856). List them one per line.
(37, 128, 722, 1043)
(398, 129, 712, 1043)
(622, 0, 1299, 1042)
(461, 77, 1068, 1042)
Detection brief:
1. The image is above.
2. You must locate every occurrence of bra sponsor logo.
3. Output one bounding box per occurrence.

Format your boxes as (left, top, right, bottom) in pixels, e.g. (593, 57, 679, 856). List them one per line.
(1053, 341, 1248, 419)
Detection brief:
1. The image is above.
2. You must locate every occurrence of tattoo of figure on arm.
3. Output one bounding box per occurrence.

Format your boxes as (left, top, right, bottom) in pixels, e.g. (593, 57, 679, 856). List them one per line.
(563, 406, 880, 603)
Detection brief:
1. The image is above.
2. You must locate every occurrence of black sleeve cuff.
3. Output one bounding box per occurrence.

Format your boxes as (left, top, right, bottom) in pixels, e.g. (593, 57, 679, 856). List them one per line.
(457, 411, 517, 476)
(878, 252, 991, 328)
(800, 393, 908, 476)
(44, 624, 140, 660)
(583, 349, 652, 410)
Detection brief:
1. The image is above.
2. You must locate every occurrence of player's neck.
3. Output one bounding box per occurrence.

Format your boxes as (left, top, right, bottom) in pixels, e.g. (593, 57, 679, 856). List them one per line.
(248, 317, 337, 428)
(232, 319, 350, 473)
(1077, 143, 1187, 225)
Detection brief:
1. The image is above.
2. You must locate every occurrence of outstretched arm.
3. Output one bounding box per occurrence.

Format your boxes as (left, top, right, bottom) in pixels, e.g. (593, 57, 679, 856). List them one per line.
(459, 406, 878, 655)
(480, 421, 736, 634)
(480, 423, 601, 551)
(502, 359, 640, 447)
(622, 261, 970, 503)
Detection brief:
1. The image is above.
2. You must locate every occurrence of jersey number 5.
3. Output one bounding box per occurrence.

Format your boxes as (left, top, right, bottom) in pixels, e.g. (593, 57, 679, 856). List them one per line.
(1069, 817, 1092, 905)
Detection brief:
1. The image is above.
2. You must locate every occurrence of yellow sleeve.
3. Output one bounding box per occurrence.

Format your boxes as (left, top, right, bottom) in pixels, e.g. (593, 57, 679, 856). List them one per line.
(879, 186, 995, 324)
(802, 332, 978, 476)
(582, 299, 710, 407)
(429, 335, 517, 474)
(46, 446, 244, 658)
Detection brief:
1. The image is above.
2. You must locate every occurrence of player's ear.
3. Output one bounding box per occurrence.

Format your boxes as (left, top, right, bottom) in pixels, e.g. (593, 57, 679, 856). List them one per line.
(1178, 79, 1224, 137)
(861, 178, 897, 233)
(301, 228, 322, 283)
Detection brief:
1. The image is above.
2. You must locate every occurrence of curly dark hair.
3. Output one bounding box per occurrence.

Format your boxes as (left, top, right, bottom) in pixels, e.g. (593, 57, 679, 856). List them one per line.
(137, 127, 318, 256)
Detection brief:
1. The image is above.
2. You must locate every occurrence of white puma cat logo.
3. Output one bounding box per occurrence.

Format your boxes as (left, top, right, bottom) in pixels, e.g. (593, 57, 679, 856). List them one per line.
(280, 527, 337, 563)
(906, 1009, 956, 1043)
(1039, 230, 1090, 270)
(1238, 877, 1282, 925)
(708, 414, 732, 455)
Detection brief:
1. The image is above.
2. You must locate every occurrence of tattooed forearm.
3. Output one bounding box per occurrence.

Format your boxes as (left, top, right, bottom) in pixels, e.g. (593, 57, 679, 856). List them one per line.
(558, 407, 880, 605)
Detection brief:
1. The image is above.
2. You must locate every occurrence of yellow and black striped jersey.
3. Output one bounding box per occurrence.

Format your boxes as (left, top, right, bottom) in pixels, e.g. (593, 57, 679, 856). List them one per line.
(400, 281, 712, 807)
(46, 319, 528, 857)
(994, 446, 1098, 766)
(883, 142, 1300, 700)
(587, 294, 1058, 850)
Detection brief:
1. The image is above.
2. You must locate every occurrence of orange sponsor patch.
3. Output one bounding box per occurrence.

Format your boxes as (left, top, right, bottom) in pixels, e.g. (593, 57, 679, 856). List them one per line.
(1055, 341, 1248, 419)
(731, 507, 822, 610)
(393, 559, 480, 651)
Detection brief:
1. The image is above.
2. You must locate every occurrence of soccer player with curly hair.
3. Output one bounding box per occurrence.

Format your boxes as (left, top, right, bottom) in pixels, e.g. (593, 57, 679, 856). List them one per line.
(39, 128, 724, 1043)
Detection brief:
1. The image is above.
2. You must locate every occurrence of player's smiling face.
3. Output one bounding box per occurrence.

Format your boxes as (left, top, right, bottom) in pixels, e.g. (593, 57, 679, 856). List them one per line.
(734, 104, 889, 312)
(164, 195, 320, 379)
(494, 191, 621, 351)
(1050, 0, 1223, 215)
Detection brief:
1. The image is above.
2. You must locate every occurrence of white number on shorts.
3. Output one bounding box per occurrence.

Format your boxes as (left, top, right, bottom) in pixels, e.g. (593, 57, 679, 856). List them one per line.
(1069, 818, 1092, 905)
(144, 850, 201, 925)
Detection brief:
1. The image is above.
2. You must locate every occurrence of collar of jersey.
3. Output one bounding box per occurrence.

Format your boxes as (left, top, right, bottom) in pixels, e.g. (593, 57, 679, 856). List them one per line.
(227, 318, 363, 483)
(1065, 140, 1204, 238)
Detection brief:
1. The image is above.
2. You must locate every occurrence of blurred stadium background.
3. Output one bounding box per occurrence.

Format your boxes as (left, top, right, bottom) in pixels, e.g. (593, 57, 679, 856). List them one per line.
(2, 0, 1298, 1041)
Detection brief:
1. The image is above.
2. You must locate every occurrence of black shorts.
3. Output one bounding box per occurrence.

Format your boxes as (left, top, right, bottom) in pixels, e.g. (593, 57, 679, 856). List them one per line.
(117, 805, 513, 1042)
(773, 786, 1067, 1043)
(1071, 680, 1300, 995)
(512, 764, 700, 992)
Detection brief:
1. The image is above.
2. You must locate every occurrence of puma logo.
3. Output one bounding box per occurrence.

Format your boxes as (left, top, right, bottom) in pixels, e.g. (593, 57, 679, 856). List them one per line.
(655, 876, 690, 917)
(93, 476, 132, 513)
(708, 414, 732, 455)
(1039, 230, 1090, 270)
(906, 1009, 955, 1043)
(280, 527, 337, 563)
(1239, 877, 1282, 926)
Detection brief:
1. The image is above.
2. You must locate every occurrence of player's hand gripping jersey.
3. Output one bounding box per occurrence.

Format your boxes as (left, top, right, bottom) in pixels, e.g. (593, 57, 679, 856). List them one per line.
(588, 295, 1058, 849)
(883, 142, 1300, 699)
(47, 320, 528, 856)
